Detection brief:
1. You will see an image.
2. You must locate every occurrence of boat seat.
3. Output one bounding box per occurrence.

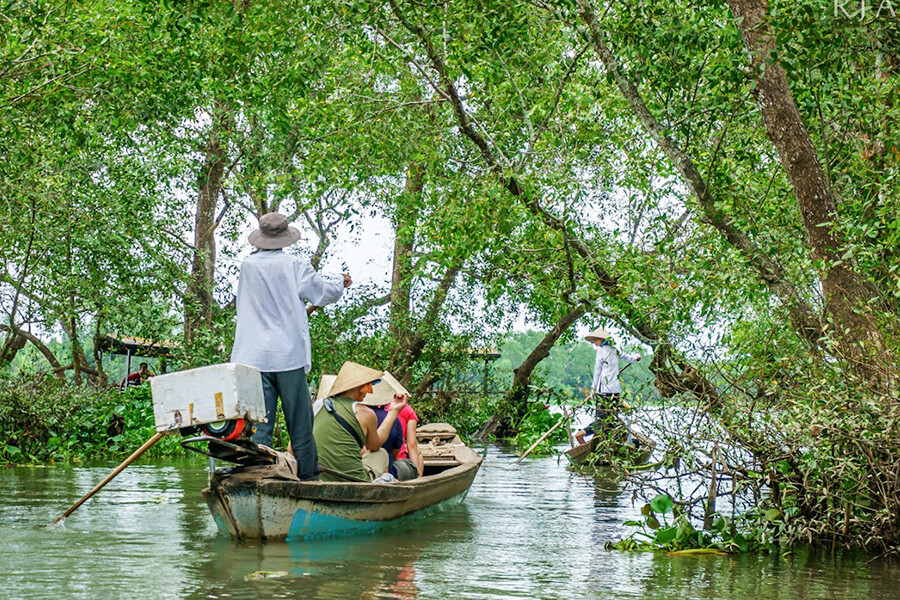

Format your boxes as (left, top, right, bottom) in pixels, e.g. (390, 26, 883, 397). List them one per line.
(416, 423, 457, 443)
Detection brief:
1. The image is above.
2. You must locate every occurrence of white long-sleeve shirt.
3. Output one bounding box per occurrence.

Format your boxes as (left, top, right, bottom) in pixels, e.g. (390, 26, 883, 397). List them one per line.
(230, 250, 344, 373)
(591, 344, 640, 395)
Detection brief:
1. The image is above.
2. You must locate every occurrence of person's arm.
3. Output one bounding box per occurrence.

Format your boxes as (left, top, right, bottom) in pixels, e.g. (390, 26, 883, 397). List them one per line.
(619, 349, 641, 364)
(376, 394, 408, 446)
(406, 419, 424, 476)
(294, 260, 347, 308)
(356, 405, 383, 451)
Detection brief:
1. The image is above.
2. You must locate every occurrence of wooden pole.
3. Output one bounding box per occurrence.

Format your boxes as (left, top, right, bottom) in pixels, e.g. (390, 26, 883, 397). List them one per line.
(51, 431, 166, 525)
(516, 395, 595, 464)
(516, 418, 567, 464)
(561, 406, 575, 448)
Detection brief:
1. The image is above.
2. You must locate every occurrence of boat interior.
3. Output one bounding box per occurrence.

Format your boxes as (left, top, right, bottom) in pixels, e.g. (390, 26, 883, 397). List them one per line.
(416, 423, 469, 476)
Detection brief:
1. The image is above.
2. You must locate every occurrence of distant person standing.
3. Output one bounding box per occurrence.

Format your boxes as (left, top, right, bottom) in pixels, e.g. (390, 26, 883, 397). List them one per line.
(575, 328, 640, 444)
(230, 212, 351, 480)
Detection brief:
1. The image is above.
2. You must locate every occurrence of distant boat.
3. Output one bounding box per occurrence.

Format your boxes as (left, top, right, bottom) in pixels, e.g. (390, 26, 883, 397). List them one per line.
(202, 423, 482, 541)
(564, 418, 655, 466)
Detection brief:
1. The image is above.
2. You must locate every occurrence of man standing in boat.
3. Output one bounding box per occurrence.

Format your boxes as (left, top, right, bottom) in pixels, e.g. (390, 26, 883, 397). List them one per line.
(575, 328, 640, 444)
(231, 212, 351, 480)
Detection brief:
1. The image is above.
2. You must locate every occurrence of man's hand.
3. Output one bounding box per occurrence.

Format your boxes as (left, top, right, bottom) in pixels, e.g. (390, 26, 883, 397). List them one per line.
(343, 273, 352, 288)
(389, 393, 409, 413)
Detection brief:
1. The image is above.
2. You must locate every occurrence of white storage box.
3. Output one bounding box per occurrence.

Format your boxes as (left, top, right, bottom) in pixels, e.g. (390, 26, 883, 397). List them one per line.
(150, 363, 266, 432)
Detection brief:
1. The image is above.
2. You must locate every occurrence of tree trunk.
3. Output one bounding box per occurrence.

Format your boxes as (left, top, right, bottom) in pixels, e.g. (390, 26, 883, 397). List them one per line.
(184, 110, 229, 345)
(727, 0, 891, 384)
(61, 316, 98, 384)
(391, 262, 462, 387)
(0, 325, 66, 380)
(389, 164, 424, 372)
(0, 331, 27, 364)
(91, 315, 107, 386)
(496, 301, 588, 435)
(575, 0, 823, 349)
(67, 314, 82, 385)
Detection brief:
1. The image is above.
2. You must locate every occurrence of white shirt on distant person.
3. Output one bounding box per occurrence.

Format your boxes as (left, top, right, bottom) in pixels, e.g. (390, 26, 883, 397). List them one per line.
(591, 344, 640, 395)
(230, 249, 344, 373)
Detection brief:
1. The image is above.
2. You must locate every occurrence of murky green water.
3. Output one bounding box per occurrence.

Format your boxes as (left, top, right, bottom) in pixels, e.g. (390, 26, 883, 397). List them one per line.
(2, 447, 898, 599)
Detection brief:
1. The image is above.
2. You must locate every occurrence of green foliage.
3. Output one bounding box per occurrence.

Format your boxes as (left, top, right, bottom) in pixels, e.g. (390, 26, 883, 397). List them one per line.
(610, 494, 772, 554)
(1, 0, 899, 552)
(0, 373, 188, 465)
(509, 403, 567, 456)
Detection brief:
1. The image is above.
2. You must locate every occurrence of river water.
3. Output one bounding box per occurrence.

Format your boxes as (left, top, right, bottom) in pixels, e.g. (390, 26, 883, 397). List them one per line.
(3, 446, 898, 600)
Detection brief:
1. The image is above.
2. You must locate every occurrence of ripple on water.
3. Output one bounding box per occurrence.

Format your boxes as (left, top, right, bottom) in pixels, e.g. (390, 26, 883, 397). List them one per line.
(2, 450, 900, 600)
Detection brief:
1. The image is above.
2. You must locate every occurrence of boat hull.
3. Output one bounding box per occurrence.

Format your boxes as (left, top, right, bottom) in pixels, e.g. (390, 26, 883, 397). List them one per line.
(202, 425, 481, 541)
(564, 425, 655, 466)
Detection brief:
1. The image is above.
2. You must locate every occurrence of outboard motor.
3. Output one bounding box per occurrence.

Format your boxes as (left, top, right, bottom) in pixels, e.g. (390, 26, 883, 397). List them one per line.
(150, 364, 271, 464)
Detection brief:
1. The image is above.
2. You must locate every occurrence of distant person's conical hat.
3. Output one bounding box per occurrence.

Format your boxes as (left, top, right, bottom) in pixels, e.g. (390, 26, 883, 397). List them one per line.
(329, 362, 382, 398)
(584, 328, 612, 343)
(361, 372, 409, 407)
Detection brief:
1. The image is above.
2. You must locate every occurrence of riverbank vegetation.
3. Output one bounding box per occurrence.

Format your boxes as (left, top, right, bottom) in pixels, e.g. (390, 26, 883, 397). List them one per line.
(2, 0, 898, 552)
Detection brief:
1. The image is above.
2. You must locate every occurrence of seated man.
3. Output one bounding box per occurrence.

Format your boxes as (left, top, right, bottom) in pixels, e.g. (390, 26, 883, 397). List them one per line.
(361, 373, 421, 481)
(120, 362, 153, 388)
(313, 361, 407, 482)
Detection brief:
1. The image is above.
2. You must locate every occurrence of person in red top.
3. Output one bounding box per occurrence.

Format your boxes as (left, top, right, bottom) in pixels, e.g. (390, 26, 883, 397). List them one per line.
(395, 403, 424, 477)
(365, 373, 424, 479)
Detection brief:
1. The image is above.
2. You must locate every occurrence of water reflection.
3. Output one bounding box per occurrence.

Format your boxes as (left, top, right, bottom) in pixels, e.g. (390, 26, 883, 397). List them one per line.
(1, 450, 898, 599)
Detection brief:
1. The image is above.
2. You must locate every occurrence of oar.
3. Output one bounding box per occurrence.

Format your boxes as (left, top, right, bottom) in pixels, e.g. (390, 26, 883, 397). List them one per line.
(51, 431, 166, 525)
(561, 405, 576, 449)
(516, 394, 595, 464)
(516, 417, 571, 464)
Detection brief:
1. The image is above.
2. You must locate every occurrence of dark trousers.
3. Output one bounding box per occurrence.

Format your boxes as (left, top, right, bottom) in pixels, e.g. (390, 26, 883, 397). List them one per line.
(252, 368, 319, 480)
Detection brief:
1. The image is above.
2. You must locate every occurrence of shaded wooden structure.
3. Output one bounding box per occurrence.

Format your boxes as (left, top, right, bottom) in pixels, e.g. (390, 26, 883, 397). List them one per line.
(95, 334, 174, 388)
(469, 346, 501, 396)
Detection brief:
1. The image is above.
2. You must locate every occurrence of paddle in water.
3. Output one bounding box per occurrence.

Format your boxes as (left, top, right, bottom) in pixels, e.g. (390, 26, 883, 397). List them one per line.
(51, 431, 166, 526)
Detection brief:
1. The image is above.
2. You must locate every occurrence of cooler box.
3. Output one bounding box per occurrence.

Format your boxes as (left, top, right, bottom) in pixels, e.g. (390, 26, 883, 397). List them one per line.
(150, 363, 267, 433)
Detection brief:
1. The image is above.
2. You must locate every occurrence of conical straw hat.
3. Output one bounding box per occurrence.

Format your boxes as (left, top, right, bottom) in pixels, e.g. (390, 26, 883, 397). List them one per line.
(329, 361, 383, 398)
(361, 371, 410, 406)
(315, 374, 337, 399)
(584, 328, 611, 343)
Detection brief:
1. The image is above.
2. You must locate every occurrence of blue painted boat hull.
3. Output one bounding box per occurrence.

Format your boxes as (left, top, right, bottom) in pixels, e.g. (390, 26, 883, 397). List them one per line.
(202, 437, 482, 541)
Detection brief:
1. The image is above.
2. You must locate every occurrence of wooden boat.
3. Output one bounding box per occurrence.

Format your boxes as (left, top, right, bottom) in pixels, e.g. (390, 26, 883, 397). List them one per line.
(565, 418, 655, 466)
(201, 423, 482, 541)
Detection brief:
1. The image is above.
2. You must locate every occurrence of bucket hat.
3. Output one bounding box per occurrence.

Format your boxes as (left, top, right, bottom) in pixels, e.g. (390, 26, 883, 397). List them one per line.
(329, 361, 383, 398)
(248, 212, 301, 249)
